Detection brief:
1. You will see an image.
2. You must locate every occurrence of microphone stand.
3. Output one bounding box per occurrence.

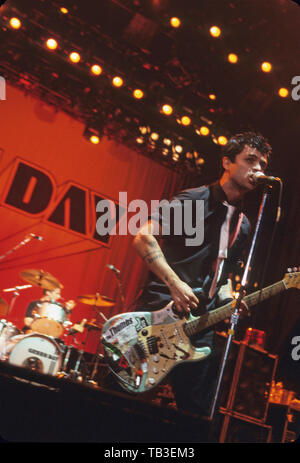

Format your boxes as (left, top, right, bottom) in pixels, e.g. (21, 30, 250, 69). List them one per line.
(0, 234, 38, 262)
(209, 184, 272, 420)
(114, 272, 126, 311)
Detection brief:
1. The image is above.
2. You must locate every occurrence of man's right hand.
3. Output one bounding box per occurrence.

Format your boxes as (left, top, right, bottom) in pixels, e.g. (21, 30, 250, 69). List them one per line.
(167, 278, 199, 316)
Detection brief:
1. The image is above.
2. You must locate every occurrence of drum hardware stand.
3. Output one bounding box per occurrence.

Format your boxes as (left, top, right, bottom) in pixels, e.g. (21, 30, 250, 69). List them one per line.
(209, 185, 273, 421)
(86, 352, 103, 386)
(86, 339, 104, 386)
(62, 336, 77, 374)
(2, 285, 33, 317)
(92, 293, 108, 323)
(68, 325, 93, 382)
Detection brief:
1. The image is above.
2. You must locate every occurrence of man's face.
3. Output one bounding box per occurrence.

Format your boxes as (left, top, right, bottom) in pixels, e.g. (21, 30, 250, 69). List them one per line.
(223, 144, 268, 191)
(46, 287, 61, 301)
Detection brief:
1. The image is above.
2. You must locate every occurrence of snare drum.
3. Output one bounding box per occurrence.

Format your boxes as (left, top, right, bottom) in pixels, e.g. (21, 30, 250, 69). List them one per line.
(31, 301, 67, 338)
(6, 333, 62, 376)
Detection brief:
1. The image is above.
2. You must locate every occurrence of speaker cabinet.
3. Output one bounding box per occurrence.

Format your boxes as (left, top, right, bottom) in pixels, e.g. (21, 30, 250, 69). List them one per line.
(219, 410, 272, 443)
(215, 333, 278, 422)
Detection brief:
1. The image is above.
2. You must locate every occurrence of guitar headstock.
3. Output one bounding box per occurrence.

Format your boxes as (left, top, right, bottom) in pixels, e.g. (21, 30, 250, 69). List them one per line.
(283, 267, 300, 290)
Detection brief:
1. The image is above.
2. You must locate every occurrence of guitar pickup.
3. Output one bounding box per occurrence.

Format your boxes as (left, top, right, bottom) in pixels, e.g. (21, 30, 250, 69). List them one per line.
(147, 336, 159, 354)
(132, 341, 147, 360)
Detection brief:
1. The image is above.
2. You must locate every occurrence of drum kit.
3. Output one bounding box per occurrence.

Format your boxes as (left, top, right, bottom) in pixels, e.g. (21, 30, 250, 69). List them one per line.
(0, 269, 114, 385)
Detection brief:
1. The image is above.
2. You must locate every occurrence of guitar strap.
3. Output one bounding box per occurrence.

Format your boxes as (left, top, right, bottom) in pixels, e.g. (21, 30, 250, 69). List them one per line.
(209, 203, 244, 299)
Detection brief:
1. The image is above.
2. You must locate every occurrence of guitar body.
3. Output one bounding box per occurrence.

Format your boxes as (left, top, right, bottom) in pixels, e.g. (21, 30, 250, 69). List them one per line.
(102, 302, 211, 393)
(102, 270, 300, 394)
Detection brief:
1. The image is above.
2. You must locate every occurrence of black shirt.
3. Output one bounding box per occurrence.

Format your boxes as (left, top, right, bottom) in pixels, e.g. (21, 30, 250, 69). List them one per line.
(136, 182, 251, 312)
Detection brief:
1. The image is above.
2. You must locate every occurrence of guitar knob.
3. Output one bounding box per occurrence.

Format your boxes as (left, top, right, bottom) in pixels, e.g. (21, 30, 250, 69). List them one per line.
(152, 367, 159, 374)
(152, 355, 159, 363)
(148, 377, 155, 385)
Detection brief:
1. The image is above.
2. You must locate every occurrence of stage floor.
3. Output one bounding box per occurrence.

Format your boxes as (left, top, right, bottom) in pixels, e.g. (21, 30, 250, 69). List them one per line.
(0, 360, 211, 443)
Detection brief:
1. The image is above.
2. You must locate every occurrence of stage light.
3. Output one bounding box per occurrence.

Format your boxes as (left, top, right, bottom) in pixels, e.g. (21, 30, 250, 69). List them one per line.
(210, 26, 221, 38)
(139, 126, 149, 135)
(112, 76, 124, 87)
(136, 136, 144, 144)
(218, 136, 228, 145)
(174, 145, 183, 154)
(180, 115, 191, 126)
(46, 38, 58, 50)
(161, 104, 173, 115)
(150, 132, 159, 141)
(170, 17, 181, 28)
(228, 53, 238, 63)
(83, 126, 102, 144)
(91, 64, 102, 75)
(278, 87, 289, 98)
(133, 89, 144, 99)
(197, 126, 210, 136)
(60, 7, 69, 14)
(9, 17, 22, 29)
(261, 61, 272, 73)
(162, 148, 169, 156)
(163, 138, 172, 146)
(69, 52, 80, 63)
(209, 94, 216, 100)
(90, 135, 100, 144)
(172, 153, 180, 161)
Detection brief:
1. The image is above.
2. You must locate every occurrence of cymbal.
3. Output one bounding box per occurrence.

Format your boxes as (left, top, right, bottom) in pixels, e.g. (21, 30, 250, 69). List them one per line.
(20, 269, 63, 290)
(0, 297, 8, 317)
(77, 294, 114, 308)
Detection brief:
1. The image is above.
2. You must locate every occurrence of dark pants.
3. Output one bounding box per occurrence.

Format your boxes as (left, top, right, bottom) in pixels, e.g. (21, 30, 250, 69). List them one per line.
(169, 330, 222, 418)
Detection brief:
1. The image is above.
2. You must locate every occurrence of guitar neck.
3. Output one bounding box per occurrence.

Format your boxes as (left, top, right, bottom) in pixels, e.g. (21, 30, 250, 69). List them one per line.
(185, 279, 286, 337)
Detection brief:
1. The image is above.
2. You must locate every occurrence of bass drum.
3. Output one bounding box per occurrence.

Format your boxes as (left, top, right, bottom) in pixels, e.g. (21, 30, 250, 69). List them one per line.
(6, 333, 62, 376)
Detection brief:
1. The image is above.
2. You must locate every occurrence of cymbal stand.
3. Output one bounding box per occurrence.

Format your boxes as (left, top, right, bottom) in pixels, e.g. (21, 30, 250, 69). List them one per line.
(69, 326, 91, 382)
(3, 285, 33, 318)
(86, 302, 106, 386)
(94, 293, 108, 323)
(57, 332, 78, 376)
(87, 339, 103, 386)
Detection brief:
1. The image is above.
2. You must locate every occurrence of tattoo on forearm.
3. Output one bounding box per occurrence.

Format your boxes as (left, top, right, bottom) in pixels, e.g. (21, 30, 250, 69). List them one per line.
(149, 240, 159, 248)
(143, 251, 164, 264)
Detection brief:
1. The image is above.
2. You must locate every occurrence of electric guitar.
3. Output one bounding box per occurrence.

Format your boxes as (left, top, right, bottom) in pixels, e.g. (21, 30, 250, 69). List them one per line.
(101, 269, 300, 393)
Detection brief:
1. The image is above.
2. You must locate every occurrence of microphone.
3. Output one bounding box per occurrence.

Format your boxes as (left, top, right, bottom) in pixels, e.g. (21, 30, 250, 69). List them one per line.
(107, 264, 120, 274)
(252, 172, 281, 184)
(28, 233, 44, 241)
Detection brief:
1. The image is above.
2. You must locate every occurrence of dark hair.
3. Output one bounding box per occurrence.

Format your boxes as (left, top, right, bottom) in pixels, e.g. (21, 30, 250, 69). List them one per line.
(222, 131, 272, 162)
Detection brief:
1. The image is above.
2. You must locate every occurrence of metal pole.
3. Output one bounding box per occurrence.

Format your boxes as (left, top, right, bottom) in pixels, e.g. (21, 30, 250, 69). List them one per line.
(209, 186, 271, 420)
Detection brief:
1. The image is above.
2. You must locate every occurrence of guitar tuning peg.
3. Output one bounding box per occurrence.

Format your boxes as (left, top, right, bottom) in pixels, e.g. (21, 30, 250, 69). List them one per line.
(287, 267, 292, 273)
(293, 267, 298, 272)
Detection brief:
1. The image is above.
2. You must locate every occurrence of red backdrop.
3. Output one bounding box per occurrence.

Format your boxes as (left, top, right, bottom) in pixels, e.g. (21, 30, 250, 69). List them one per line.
(0, 84, 186, 352)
